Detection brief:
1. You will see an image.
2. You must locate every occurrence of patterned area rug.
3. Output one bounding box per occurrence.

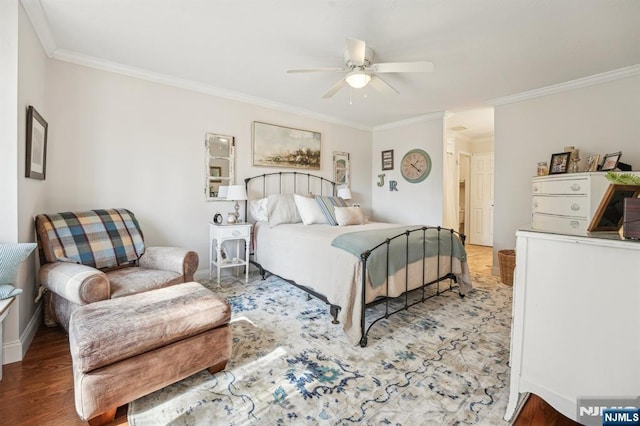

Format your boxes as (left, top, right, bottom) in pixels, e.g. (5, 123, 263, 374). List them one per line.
(129, 272, 512, 425)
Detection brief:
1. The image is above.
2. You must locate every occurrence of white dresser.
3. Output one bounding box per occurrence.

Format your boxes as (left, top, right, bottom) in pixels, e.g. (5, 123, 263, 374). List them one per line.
(531, 172, 640, 235)
(504, 229, 640, 424)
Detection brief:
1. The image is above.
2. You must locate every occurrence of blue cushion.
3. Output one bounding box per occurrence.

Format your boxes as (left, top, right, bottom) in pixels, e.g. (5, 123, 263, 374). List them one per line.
(0, 284, 22, 300)
(0, 243, 36, 299)
(0, 243, 37, 285)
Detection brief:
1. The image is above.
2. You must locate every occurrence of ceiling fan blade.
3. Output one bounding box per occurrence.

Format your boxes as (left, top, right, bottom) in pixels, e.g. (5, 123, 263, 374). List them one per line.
(370, 61, 434, 73)
(346, 38, 366, 66)
(286, 67, 344, 73)
(321, 79, 347, 98)
(368, 75, 399, 95)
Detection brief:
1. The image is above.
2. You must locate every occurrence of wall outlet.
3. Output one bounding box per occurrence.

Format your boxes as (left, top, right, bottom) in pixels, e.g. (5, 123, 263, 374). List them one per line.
(352, 203, 361, 207)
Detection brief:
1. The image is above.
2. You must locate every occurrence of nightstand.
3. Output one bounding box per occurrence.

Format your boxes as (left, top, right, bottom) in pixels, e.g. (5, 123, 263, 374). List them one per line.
(209, 222, 251, 284)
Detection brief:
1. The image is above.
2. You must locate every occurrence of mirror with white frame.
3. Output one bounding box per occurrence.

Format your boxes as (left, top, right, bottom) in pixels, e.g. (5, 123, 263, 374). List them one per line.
(205, 133, 235, 200)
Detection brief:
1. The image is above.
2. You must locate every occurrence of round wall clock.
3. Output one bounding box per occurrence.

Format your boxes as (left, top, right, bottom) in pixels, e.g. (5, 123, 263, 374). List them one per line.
(400, 149, 431, 183)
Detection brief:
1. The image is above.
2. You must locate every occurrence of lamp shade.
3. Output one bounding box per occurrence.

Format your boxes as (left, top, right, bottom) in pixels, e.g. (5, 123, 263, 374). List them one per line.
(226, 185, 247, 201)
(337, 187, 352, 200)
(217, 185, 228, 198)
(345, 71, 371, 89)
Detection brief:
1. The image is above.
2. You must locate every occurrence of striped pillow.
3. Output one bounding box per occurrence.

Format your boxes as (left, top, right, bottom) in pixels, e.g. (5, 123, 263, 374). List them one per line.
(315, 196, 347, 226)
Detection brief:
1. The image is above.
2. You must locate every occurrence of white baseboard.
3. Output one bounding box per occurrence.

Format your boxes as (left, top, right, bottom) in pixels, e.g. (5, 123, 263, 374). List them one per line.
(3, 304, 42, 365)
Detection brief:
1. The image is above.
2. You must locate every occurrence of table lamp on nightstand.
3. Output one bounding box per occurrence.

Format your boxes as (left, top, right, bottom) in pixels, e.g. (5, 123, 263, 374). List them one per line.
(337, 186, 352, 205)
(226, 184, 247, 223)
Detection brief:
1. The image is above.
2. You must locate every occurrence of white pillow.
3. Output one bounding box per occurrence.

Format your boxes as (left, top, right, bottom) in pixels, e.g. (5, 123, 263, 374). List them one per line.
(334, 206, 365, 226)
(249, 198, 269, 222)
(267, 194, 302, 227)
(294, 194, 327, 225)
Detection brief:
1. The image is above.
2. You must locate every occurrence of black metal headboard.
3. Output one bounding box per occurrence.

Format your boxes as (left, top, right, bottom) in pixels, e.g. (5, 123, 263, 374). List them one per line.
(244, 172, 337, 221)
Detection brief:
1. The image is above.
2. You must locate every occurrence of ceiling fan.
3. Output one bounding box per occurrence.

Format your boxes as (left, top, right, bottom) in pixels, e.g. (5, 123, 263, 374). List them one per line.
(286, 38, 434, 98)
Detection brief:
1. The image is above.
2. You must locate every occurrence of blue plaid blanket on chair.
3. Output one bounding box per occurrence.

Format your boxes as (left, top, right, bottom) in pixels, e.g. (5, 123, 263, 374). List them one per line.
(36, 208, 145, 269)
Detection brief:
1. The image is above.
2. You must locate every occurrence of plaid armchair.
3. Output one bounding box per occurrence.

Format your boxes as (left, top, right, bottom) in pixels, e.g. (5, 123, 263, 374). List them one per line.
(35, 209, 198, 331)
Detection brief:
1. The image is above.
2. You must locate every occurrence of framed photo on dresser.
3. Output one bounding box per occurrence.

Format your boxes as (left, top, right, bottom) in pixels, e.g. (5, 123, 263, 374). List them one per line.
(585, 154, 600, 172)
(600, 151, 622, 171)
(549, 152, 571, 175)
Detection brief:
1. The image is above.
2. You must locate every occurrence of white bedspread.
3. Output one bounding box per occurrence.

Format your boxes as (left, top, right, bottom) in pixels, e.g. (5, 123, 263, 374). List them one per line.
(253, 222, 473, 345)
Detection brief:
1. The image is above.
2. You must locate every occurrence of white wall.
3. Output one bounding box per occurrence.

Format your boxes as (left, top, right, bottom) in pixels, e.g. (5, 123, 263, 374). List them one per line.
(45, 60, 372, 272)
(0, 0, 21, 365)
(371, 115, 444, 225)
(0, 1, 48, 364)
(0, 0, 19, 242)
(13, 2, 49, 360)
(493, 73, 640, 261)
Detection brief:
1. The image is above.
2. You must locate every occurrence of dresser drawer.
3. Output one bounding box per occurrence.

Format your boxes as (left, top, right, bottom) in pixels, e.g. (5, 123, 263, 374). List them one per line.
(531, 195, 588, 218)
(532, 178, 588, 195)
(532, 213, 587, 235)
(217, 226, 251, 239)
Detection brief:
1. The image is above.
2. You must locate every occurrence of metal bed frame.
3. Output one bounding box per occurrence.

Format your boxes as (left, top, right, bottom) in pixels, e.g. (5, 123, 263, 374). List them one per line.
(245, 172, 466, 347)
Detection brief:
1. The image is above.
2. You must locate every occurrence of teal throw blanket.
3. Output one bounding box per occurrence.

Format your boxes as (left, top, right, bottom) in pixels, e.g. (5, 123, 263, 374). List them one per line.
(331, 226, 466, 288)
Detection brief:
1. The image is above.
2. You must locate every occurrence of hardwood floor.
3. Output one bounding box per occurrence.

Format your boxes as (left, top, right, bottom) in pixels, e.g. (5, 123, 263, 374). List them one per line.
(0, 326, 127, 426)
(0, 245, 577, 425)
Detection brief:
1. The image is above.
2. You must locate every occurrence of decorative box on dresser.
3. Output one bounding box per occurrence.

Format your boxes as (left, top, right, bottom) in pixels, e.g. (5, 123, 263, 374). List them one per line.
(504, 229, 640, 424)
(531, 172, 640, 235)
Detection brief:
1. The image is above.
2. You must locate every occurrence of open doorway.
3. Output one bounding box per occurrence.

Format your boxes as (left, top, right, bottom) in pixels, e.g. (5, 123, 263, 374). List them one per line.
(458, 152, 471, 235)
(444, 107, 495, 246)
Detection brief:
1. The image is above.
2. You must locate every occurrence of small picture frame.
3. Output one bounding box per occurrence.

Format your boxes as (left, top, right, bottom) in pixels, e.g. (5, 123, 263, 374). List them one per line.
(210, 166, 222, 177)
(381, 150, 394, 171)
(549, 152, 571, 175)
(26, 105, 48, 180)
(600, 151, 622, 171)
(585, 154, 600, 172)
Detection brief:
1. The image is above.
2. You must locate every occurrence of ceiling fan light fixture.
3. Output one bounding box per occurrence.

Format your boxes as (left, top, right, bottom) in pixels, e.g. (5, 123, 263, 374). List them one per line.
(345, 71, 371, 89)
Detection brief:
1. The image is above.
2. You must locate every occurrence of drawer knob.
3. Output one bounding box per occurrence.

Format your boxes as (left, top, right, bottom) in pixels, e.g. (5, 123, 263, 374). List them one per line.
(533, 185, 539, 192)
(232, 230, 240, 236)
(570, 184, 581, 191)
(570, 203, 580, 211)
(532, 201, 538, 208)
(570, 220, 579, 228)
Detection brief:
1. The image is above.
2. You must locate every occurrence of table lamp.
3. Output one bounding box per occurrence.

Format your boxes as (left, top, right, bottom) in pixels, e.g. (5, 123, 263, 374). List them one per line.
(226, 184, 247, 223)
(337, 187, 352, 202)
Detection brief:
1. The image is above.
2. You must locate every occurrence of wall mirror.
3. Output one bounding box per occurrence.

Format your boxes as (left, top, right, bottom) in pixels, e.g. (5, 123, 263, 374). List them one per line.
(205, 133, 235, 200)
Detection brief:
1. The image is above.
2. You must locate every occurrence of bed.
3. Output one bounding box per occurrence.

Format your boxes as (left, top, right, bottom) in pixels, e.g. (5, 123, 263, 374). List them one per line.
(245, 172, 472, 347)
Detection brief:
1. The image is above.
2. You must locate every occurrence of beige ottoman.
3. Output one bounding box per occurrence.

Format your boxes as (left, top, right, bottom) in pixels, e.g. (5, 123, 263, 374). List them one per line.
(69, 282, 232, 425)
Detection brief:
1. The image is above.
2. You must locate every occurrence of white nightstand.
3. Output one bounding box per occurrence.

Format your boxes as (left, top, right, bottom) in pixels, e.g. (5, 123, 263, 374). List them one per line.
(209, 222, 251, 284)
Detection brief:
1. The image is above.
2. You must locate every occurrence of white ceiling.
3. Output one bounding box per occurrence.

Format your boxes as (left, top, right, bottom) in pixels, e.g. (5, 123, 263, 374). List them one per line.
(23, 0, 640, 133)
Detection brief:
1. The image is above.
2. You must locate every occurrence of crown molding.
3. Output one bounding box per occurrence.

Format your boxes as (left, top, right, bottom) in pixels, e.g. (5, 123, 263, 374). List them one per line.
(20, 0, 56, 56)
(50, 49, 372, 131)
(373, 111, 446, 131)
(490, 64, 640, 106)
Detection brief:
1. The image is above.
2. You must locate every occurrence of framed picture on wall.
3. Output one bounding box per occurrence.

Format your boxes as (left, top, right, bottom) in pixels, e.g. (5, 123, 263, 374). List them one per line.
(381, 150, 394, 170)
(26, 105, 48, 180)
(252, 121, 321, 169)
(333, 151, 350, 186)
(549, 152, 571, 175)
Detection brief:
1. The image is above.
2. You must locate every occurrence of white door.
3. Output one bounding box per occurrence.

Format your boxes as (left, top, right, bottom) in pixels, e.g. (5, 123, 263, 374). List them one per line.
(469, 152, 494, 246)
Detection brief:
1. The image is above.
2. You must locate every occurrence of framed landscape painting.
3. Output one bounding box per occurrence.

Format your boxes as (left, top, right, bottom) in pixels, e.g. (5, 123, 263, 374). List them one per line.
(253, 121, 321, 170)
